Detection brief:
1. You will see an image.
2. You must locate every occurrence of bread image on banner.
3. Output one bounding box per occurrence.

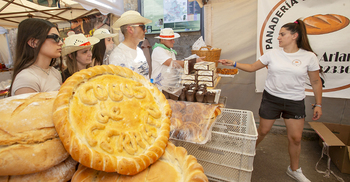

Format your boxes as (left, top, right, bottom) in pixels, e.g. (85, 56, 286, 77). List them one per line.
(52, 65, 171, 175)
(304, 14, 350, 35)
(0, 91, 69, 176)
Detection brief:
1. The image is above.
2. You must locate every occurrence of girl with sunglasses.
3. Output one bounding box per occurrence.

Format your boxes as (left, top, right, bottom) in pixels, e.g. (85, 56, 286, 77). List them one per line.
(10, 18, 63, 96)
(61, 33, 99, 82)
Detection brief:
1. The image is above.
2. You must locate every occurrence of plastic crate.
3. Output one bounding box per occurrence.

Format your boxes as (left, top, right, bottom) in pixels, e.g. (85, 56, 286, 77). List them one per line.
(172, 108, 257, 182)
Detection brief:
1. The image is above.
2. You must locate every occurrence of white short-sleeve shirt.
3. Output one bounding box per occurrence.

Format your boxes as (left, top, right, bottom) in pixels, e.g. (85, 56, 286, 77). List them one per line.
(151, 46, 177, 81)
(259, 48, 320, 100)
(109, 43, 149, 79)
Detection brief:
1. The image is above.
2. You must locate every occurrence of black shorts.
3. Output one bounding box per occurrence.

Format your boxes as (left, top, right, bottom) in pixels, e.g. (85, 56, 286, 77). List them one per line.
(259, 90, 306, 120)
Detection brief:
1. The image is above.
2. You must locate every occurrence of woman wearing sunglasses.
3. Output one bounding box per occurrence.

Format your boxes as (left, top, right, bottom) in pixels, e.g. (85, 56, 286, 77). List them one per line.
(10, 18, 64, 96)
(91, 28, 118, 66)
(61, 33, 99, 82)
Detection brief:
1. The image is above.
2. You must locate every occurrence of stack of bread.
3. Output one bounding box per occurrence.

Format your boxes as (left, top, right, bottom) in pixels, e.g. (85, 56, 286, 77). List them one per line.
(0, 65, 209, 181)
(167, 99, 222, 144)
(182, 61, 218, 88)
(166, 61, 219, 103)
(0, 91, 77, 182)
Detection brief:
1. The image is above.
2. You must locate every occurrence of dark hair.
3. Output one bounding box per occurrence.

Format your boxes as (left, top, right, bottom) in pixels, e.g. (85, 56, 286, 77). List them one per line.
(91, 39, 106, 66)
(63, 50, 91, 80)
(9, 18, 58, 95)
(282, 19, 315, 54)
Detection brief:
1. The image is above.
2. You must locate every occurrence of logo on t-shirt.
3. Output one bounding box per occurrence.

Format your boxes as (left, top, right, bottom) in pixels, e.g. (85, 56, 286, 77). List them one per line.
(292, 59, 302, 66)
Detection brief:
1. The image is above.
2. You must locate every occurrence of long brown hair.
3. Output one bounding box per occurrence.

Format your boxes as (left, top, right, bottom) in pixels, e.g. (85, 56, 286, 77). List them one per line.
(9, 18, 58, 95)
(282, 19, 315, 54)
(62, 51, 91, 81)
(91, 39, 106, 66)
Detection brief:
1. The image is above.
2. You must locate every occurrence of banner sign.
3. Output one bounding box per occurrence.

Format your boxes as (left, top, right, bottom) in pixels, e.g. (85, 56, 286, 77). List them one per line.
(257, 0, 350, 99)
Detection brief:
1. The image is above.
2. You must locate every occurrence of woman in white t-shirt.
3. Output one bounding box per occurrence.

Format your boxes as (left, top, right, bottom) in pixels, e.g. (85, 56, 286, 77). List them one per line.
(10, 18, 64, 96)
(219, 19, 322, 182)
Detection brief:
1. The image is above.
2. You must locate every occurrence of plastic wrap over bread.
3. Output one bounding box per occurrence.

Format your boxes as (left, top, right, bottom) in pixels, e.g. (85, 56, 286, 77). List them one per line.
(167, 100, 222, 144)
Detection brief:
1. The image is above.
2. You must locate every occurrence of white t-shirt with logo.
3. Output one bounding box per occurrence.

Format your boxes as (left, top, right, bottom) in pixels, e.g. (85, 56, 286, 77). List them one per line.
(109, 43, 149, 79)
(151, 46, 177, 80)
(259, 48, 320, 100)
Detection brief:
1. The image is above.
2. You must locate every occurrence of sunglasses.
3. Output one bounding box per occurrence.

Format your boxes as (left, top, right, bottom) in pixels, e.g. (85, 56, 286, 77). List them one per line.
(46, 34, 63, 43)
(130, 24, 146, 31)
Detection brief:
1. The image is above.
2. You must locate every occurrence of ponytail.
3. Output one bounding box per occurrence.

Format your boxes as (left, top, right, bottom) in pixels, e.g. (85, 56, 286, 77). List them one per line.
(282, 19, 315, 54)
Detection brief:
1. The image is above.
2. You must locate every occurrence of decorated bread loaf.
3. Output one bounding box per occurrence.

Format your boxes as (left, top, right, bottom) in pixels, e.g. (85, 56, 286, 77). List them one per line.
(52, 65, 171, 175)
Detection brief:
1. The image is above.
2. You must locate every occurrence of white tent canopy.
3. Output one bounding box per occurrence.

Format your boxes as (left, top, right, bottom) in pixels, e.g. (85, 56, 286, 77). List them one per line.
(0, 0, 124, 28)
(74, 0, 124, 16)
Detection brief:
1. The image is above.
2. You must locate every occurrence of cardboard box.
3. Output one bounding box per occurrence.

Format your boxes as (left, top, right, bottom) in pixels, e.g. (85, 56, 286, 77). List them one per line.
(309, 122, 350, 174)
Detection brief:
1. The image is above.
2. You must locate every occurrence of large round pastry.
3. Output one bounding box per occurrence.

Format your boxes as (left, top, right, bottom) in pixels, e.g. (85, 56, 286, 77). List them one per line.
(71, 142, 208, 182)
(52, 65, 172, 175)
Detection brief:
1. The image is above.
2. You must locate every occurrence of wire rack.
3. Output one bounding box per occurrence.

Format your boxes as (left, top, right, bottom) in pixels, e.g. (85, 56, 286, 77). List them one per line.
(172, 108, 257, 182)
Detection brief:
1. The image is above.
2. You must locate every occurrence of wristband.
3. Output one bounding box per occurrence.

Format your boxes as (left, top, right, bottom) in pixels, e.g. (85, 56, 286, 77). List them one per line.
(312, 104, 322, 109)
(233, 61, 237, 68)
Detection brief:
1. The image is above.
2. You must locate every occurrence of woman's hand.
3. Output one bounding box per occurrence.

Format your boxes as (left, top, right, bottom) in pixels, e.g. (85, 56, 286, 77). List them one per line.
(312, 106, 322, 120)
(218, 59, 235, 66)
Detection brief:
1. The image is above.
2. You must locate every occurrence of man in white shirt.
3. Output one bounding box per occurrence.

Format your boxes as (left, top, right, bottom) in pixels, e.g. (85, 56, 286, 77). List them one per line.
(109, 10, 151, 79)
(151, 28, 203, 84)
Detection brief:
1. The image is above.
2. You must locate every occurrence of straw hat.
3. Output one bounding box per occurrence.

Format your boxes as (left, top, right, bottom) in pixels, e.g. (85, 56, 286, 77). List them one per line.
(92, 28, 118, 40)
(154, 28, 180, 40)
(62, 33, 100, 56)
(114, 10, 152, 28)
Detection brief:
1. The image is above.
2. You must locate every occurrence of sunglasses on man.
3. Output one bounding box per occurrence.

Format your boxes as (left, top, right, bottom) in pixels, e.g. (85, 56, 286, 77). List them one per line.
(130, 24, 146, 31)
(46, 34, 64, 43)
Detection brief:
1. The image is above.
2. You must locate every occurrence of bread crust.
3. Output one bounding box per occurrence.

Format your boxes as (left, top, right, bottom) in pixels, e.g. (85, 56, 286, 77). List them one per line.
(0, 156, 77, 182)
(71, 142, 208, 182)
(304, 14, 350, 35)
(0, 92, 69, 176)
(52, 65, 171, 175)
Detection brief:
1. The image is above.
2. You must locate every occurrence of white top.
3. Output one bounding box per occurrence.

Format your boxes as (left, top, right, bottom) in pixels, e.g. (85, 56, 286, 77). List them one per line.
(259, 48, 320, 100)
(11, 65, 62, 96)
(151, 46, 177, 81)
(109, 43, 149, 79)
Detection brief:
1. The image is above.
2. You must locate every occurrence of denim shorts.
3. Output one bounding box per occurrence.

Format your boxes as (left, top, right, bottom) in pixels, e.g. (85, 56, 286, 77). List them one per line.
(259, 90, 306, 120)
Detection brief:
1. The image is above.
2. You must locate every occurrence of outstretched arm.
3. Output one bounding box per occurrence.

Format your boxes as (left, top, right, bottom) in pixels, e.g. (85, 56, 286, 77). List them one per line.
(218, 59, 266, 72)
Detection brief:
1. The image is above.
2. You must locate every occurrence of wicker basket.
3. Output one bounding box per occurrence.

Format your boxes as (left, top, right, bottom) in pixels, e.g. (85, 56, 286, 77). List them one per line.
(191, 45, 221, 67)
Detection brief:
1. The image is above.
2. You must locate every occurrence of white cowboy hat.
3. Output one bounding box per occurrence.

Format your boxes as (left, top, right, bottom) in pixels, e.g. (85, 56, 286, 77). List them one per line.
(62, 33, 100, 56)
(154, 28, 180, 40)
(113, 10, 152, 28)
(92, 28, 118, 40)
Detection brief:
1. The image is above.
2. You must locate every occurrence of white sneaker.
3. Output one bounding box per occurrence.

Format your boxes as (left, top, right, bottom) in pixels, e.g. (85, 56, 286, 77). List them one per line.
(286, 166, 311, 182)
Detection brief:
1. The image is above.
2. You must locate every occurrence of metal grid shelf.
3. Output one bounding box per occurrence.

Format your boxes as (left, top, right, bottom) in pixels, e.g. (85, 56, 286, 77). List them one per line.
(172, 108, 257, 182)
